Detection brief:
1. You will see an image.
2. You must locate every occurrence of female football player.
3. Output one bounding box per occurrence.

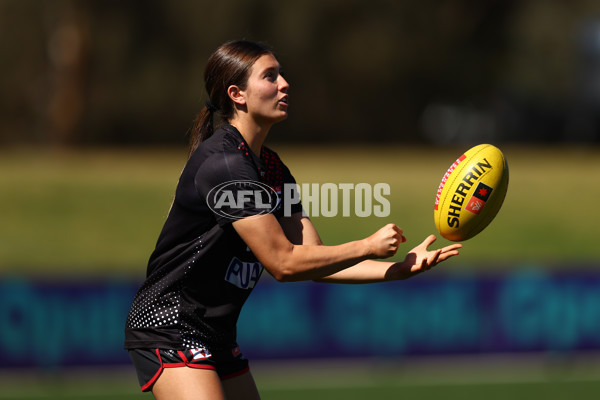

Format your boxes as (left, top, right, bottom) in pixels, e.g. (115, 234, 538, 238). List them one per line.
(124, 40, 462, 400)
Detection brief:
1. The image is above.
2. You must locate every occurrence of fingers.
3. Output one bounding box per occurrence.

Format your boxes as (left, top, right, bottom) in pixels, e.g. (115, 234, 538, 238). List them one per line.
(442, 243, 463, 253)
(431, 243, 462, 265)
(385, 224, 405, 248)
(425, 234, 437, 246)
(420, 235, 462, 253)
(420, 248, 442, 271)
(417, 234, 437, 250)
(430, 248, 442, 264)
(391, 224, 407, 243)
(388, 224, 402, 256)
(367, 223, 406, 258)
(437, 247, 462, 262)
(374, 228, 462, 264)
(415, 235, 462, 271)
(381, 223, 406, 246)
(437, 243, 462, 260)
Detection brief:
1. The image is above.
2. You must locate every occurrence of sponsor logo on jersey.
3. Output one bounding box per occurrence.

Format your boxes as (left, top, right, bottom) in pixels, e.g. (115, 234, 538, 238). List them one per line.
(225, 257, 263, 290)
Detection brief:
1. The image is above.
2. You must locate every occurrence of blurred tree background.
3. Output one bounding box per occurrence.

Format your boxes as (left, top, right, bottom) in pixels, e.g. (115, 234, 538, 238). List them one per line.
(2, 0, 600, 148)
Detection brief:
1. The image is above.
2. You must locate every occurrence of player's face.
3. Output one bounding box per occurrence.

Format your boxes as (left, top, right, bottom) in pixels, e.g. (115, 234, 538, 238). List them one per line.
(243, 54, 289, 125)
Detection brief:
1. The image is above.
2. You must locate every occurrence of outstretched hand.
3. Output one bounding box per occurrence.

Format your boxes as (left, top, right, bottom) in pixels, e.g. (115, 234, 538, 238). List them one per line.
(397, 234, 462, 279)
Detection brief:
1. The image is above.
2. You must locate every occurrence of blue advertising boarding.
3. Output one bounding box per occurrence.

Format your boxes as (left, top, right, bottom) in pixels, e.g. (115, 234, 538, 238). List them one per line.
(1, 266, 600, 368)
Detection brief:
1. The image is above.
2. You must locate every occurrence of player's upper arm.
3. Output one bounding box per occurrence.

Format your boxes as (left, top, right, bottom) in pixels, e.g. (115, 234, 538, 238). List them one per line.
(232, 214, 295, 281)
(278, 212, 323, 246)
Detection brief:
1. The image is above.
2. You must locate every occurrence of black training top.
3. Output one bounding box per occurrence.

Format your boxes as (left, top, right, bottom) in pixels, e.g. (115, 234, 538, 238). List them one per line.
(124, 124, 302, 351)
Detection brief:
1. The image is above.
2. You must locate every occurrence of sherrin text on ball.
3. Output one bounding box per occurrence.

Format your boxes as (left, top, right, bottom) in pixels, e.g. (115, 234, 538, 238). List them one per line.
(434, 144, 509, 241)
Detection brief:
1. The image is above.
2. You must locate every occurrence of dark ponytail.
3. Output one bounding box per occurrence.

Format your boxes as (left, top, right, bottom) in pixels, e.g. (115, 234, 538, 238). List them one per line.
(189, 104, 214, 158)
(188, 40, 273, 157)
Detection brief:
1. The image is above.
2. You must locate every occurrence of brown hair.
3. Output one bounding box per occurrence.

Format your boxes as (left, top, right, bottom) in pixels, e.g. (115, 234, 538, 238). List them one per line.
(189, 40, 273, 156)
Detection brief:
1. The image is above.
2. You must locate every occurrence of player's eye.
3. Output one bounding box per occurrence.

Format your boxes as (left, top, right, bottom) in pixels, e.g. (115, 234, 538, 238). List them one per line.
(264, 71, 277, 81)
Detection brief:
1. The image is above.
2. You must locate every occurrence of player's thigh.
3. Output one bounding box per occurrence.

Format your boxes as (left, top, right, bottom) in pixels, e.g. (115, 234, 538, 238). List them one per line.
(152, 367, 226, 400)
(222, 370, 261, 400)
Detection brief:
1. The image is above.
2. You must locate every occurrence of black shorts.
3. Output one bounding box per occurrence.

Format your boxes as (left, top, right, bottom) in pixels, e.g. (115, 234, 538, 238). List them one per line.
(128, 346, 250, 392)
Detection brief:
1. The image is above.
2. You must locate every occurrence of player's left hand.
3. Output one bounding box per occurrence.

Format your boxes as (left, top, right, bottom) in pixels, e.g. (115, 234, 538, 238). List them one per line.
(399, 234, 462, 277)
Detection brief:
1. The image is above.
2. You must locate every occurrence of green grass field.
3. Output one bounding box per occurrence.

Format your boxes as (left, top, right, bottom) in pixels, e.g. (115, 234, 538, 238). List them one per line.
(3, 356, 600, 399)
(0, 145, 598, 276)
(3, 379, 600, 400)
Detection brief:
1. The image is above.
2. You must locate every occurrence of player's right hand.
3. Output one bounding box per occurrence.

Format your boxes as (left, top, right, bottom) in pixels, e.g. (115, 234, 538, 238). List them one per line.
(365, 223, 406, 259)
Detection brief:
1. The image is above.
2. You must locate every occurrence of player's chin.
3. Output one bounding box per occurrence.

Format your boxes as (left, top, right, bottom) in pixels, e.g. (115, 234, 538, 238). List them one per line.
(273, 110, 288, 123)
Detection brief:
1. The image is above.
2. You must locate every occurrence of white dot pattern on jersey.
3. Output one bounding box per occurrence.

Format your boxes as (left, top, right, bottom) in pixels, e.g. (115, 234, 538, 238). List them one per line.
(126, 236, 204, 334)
(182, 329, 204, 349)
(125, 273, 181, 329)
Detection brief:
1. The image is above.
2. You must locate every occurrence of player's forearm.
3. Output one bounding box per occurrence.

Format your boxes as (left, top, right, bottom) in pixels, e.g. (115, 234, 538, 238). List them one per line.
(315, 255, 434, 283)
(313, 260, 400, 284)
(267, 240, 372, 282)
(234, 215, 401, 282)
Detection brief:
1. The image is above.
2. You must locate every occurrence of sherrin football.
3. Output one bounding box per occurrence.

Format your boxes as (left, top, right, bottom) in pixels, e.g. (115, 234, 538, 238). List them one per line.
(434, 144, 509, 242)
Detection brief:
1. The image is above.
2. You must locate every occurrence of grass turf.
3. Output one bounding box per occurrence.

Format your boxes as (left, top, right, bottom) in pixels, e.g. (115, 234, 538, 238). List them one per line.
(0, 145, 598, 276)
(2, 382, 599, 400)
(2, 357, 600, 400)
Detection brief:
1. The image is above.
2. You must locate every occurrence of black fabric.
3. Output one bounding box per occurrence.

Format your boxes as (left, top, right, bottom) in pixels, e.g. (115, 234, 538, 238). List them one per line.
(124, 124, 302, 352)
(129, 347, 249, 392)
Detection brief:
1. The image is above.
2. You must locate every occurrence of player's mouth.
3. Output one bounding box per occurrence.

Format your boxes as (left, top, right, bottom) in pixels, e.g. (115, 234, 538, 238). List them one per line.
(278, 96, 289, 107)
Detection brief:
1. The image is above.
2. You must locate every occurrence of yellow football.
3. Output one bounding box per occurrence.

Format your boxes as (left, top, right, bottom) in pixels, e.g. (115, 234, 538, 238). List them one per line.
(434, 144, 509, 241)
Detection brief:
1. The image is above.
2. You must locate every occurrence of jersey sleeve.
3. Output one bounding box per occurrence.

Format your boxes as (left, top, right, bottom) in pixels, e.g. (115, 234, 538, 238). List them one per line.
(279, 162, 304, 217)
(195, 149, 271, 226)
(260, 146, 304, 218)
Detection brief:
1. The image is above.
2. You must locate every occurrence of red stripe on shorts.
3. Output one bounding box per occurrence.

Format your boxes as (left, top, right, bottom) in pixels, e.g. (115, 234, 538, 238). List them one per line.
(220, 366, 250, 381)
(140, 349, 164, 392)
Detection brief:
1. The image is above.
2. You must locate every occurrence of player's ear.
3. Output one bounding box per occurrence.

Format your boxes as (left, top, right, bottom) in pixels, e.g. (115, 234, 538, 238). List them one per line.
(228, 85, 246, 106)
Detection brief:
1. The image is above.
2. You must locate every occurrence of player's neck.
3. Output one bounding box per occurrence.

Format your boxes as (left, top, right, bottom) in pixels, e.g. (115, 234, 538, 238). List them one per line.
(229, 117, 271, 157)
